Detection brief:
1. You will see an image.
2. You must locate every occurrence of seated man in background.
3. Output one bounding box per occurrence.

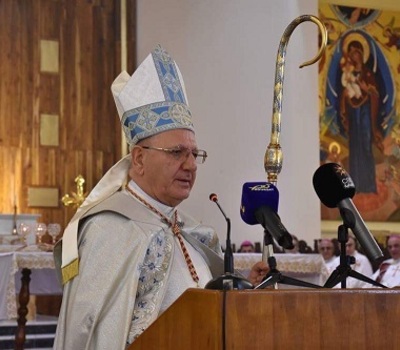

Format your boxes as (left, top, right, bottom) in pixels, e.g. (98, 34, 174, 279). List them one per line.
(372, 234, 400, 288)
(238, 240, 255, 253)
(53, 45, 268, 349)
(318, 238, 339, 275)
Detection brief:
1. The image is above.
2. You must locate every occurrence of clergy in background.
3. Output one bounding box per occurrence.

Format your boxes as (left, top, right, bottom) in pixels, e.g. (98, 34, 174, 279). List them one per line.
(372, 234, 400, 288)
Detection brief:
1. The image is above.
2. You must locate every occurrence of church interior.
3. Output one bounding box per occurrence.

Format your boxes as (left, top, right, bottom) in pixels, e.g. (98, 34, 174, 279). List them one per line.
(1, 0, 400, 349)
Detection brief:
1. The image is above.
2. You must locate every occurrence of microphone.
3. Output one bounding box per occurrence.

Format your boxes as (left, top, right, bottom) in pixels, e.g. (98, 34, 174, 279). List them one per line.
(313, 163, 383, 261)
(205, 193, 253, 290)
(240, 182, 294, 249)
(209, 193, 233, 274)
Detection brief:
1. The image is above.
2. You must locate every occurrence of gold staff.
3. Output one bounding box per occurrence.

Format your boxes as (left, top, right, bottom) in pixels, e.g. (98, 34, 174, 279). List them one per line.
(265, 15, 328, 185)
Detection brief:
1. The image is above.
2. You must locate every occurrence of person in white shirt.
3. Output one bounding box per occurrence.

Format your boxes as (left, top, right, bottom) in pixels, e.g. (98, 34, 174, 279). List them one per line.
(372, 235, 400, 288)
(343, 236, 374, 288)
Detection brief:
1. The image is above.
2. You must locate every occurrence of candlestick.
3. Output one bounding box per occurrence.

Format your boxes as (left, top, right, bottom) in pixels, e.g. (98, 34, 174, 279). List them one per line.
(12, 203, 18, 235)
(10, 174, 15, 208)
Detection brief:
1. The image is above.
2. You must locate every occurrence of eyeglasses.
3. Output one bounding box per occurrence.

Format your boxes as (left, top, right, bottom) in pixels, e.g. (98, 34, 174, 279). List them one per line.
(319, 247, 333, 251)
(141, 146, 208, 164)
(388, 244, 400, 249)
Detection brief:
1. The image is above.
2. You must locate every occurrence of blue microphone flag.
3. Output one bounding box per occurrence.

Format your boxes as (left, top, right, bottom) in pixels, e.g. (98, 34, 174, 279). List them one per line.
(240, 182, 279, 225)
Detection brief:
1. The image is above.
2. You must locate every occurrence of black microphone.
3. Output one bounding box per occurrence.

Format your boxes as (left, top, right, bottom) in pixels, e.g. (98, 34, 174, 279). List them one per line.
(205, 193, 253, 290)
(313, 163, 383, 261)
(209, 193, 234, 274)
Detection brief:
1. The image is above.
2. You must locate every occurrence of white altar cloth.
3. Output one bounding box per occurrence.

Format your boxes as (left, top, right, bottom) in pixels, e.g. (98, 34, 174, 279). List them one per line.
(234, 253, 329, 287)
(0, 245, 61, 320)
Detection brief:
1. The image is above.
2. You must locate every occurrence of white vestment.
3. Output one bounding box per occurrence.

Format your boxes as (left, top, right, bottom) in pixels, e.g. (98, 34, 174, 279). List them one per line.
(324, 256, 339, 276)
(372, 258, 400, 288)
(334, 250, 374, 288)
(325, 252, 374, 288)
(53, 190, 224, 349)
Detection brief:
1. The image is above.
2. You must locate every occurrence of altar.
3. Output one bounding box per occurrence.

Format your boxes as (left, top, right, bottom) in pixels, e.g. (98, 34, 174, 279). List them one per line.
(0, 245, 61, 321)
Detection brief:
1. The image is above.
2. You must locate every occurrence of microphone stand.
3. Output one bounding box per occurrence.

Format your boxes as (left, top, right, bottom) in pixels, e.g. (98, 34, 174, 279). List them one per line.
(205, 194, 253, 290)
(324, 223, 387, 288)
(255, 230, 323, 289)
(205, 217, 253, 290)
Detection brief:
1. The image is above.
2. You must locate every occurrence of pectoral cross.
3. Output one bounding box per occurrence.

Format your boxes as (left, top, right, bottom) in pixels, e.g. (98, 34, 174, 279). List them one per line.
(62, 175, 88, 208)
(391, 265, 400, 277)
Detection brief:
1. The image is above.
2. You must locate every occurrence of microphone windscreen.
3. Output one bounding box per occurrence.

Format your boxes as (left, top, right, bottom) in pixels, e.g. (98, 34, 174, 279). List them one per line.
(313, 163, 356, 208)
(209, 193, 218, 202)
(240, 182, 279, 225)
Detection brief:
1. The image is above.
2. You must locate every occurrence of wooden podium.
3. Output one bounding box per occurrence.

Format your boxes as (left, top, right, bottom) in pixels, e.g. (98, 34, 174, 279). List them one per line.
(128, 288, 400, 349)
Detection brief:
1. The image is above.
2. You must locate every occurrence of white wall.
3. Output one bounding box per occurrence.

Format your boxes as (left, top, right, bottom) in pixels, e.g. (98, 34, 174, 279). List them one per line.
(136, 0, 321, 248)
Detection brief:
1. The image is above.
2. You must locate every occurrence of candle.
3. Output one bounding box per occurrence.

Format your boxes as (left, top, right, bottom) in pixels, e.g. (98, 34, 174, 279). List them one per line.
(10, 174, 15, 209)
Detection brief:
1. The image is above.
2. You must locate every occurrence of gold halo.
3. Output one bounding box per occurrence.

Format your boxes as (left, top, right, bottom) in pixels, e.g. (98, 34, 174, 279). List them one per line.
(328, 141, 341, 155)
(342, 32, 370, 63)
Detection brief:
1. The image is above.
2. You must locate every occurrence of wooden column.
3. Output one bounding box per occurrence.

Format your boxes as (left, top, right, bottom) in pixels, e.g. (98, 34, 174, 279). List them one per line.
(14, 268, 31, 350)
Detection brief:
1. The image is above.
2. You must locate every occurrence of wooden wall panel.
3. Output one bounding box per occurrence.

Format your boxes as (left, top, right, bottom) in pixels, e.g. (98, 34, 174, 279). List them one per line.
(0, 0, 132, 232)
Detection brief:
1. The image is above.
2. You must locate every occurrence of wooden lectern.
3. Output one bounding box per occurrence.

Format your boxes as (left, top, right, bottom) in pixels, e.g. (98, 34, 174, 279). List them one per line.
(128, 288, 400, 349)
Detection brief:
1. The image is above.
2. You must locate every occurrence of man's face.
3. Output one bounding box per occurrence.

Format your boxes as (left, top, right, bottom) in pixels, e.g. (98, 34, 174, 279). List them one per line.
(387, 236, 400, 260)
(135, 129, 198, 207)
(318, 241, 335, 260)
(241, 245, 254, 253)
(345, 238, 356, 256)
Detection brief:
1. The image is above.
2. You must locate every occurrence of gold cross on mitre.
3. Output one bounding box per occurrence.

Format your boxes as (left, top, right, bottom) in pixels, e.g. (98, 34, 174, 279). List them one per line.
(62, 175, 88, 208)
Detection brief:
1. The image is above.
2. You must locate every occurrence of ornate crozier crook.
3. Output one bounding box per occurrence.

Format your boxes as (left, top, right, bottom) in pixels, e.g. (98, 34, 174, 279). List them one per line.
(265, 15, 328, 185)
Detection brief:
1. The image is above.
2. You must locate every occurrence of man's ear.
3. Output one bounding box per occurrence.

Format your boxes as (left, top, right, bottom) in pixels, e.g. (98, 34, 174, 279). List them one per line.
(130, 146, 145, 175)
